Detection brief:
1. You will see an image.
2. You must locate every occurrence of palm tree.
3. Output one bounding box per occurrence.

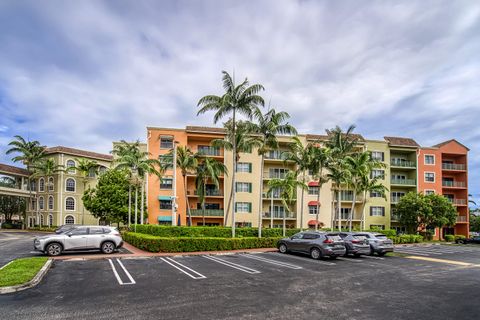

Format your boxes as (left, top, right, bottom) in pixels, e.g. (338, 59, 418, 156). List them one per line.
(283, 137, 314, 231)
(6, 135, 45, 228)
(268, 171, 307, 236)
(197, 71, 265, 237)
(325, 125, 359, 231)
(358, 176, 388, 230)
(212, 120, 262, 226)
(195, 157, 227, 226)
(161, 146, 198, 226)
(32, 158, 65, 226)
(309, 145, 331, 231)
(250, 107, 297, 237)
(71, 158, 99, 225)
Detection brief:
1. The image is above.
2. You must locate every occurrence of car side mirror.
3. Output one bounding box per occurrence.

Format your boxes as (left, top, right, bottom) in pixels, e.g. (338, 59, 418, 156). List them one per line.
(66, 233, 72, 237)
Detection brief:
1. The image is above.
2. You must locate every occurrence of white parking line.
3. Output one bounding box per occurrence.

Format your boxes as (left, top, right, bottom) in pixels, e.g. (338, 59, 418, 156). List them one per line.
(394, 250, 432, 256)
(266, 252, 336, 266)
(243, 254, 303, 269)
(108, 259, 135, 285)
(203, 255, 260, 274)
(161, 257, 207, 279)
(360, 255, 385, 260)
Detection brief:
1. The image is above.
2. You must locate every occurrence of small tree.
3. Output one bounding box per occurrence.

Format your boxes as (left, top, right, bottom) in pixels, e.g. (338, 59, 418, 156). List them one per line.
(424, 193, 457, 236)
(395, 192, 432, 234)
(0, 195, 26, 223)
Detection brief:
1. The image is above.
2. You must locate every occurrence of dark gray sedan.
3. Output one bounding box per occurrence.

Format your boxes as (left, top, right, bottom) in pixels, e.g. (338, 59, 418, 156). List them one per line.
(277, 231, 346, 259)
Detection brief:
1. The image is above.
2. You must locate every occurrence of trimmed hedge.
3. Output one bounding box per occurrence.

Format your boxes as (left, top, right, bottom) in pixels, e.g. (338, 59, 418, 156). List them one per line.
(454, 235, 466, 241)
(390, 234, 423, 244)
(123, 232, 282, 253)
(27, 226, 57, 232)
(444, 235, 455, 242)
(364, 229, 397, 237)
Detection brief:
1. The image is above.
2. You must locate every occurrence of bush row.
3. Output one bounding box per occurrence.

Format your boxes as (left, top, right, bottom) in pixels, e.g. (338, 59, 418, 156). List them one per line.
(122, 232, 282, 253)
(390, 234, 424, 244)
(26, 226, 58, 232)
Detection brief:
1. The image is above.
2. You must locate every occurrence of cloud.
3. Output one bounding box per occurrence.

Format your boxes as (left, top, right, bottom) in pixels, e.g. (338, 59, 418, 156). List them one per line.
(0, 0, 479, 201)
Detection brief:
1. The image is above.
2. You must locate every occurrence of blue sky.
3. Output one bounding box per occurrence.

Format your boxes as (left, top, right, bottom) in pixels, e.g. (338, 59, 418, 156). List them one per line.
(0, 0, 479, 204)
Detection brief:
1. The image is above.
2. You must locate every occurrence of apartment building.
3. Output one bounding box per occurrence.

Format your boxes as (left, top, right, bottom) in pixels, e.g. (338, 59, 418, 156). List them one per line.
(146, 126, 469, 236)
(0, 146, 113, 227)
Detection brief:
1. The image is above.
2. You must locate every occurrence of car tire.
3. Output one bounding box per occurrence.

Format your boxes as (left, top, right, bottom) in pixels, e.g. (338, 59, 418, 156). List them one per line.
(330, 255, 338, 260)
(310, 247, 322, 260)
(378, 252, 386, 257)
(278, 243, 288, 254)
(458, 240, 465, 244)
(45, 242, 63, 256)
(354, 253, 362, 258)
(369, 247, 375, 256)
(101, 241, 116, 254)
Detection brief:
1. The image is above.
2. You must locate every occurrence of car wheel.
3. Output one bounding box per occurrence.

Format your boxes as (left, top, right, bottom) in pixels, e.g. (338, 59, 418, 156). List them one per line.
(354, 253, 362, 258)
(310, 247, 322, 260)
(458, 240, 465, 244)
(378, 252, 386, 257)
(369, 247, 375, 256)
(46, 242, 62, 256)
(330, 255, 338, 260)
(278, 243, 288, 254)
(101, 241, 116, 254)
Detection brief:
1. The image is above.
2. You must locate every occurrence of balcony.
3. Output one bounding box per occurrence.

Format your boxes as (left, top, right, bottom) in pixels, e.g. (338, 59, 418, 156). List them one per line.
(262, 212, 296, 219)
(390, 159, 416, 168)
(262, 192, 282, 199)
(391, 178, 416, 186)
(446, 198, 467, 206)
(187, 190, 223, 197)
(190, 209, 224, 217)
(263, 172, 288, 180)
(391, 214, 400, 221)
(456, 215, 467, 223)
(442, 181, 466, 188)
(264, 151, 288, 161)
(197, 147, 223, 157)
(442, 163, 466, 171)
(339, 193, 363, 202)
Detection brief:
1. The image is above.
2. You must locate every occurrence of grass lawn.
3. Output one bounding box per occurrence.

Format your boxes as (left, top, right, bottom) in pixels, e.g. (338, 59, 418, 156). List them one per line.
(0, 257, 48, 287)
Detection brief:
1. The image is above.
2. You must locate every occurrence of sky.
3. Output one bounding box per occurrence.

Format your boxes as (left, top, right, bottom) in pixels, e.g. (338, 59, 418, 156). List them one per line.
(0, 0, 479, 203)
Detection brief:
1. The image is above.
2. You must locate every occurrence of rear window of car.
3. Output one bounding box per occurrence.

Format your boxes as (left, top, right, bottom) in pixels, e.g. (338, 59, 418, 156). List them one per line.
(353, 235, 367, 241)
(103, 228, 112, 234)
(326, 235, 342, 241)
(375, 234, 388, 239)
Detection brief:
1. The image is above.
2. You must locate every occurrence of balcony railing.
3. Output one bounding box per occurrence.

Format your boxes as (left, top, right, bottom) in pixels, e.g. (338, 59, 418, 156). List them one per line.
(189, 190, 223, 196)
(197, 147, 222, 157)
(339, 193, 363, 202)
(262, 192, 282, 199)
(262, 212, 296, 219)
(263, 172, 289, 179)
(456, 215, 467, 222)
(391, 178, 416, 186)
(446, 198, 466, 206)
(390, 159, 416, 168)
(264, 151, 288, 160)
(442, 181, 466, 188)
(442, 163, 466, 171)
(190, 209, 224, 217)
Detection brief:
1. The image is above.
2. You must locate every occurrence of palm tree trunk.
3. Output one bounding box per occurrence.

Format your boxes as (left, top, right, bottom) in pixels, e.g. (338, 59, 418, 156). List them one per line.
(224, 184, 232, 226)
(184, 175, 192, 226)
(257, 154, 265, 237)
(331, 190, 335, 231)
(300, 171, 306, 230)
(202, 180, 206, 226)
(82, 181, 86, 225)
(349, 191, 356, 232)
(128, 184, 132, 227)
(140, 180, 145, 224)
(231, 109, 237, 237)
(338, 187, 342, 231)
(360, 190, 367, 230)
(283, 207, 286, 237)
(26, 174, 32, 229)
(315, 182, 322, 232)
(270, 191, 274, 228)
(134, 186, 138, 230)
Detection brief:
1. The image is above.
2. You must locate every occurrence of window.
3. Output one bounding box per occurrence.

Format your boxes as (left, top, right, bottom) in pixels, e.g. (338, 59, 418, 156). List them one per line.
(269, 168, 288, 179)
(39, 196, 44, 210)
(48, 177, 54, 191)
(340, 208, 351, 219)
(198, 203, 220, 210)
(31, 198, 36, 210)
(425, 155, 435, 165)
(65, 215, 75, 224)
(370, 224, 385, 230)
(48, 196, 54, 210)
(66, 160, 76, 173)
(40, 214, 44, 226)
(198, 145, 220, 156)
(371, 151, 384, 161)
(235, 222, 252, 227)
(302, 233, 320, 240)
(309, 205, 318, 215)
(370, 191, 382, 198)
(424, 172, 435, 182)
(160, 136, 174, 149)
(371, 170, 385, 179)
(236, 162, 252, 173)
(160, 177, 173, 189)
(308, 169, 314, 176)
(65, 197, 75, 211)
(70, 227, 88, 235)
(48, 214, 53, 227)
(88, 167, 96, 178)
(236, 182, 252, 193)
(66, 178, 76, 192)
(235, 202, 252, 213)
(160, 200, 172, 210)
(370, 206, 385, 216)
(39, 178, 45, 192)
(98, 166, 107, 175)
(391, 192, 405, 203)
(308, 186, 319, 195)
(425, 190, 435, 195)
(89, 227, 104, 234)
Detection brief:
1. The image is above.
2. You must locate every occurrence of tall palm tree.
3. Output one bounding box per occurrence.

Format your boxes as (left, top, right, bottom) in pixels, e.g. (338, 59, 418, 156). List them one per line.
(309, 145, 331, 231)
(358, 176, 388, 230)
(198, 71, 265, 237)
(283, 137, 314, 231)
(32, 158, 65, 226)
(195, 157, 227, 226)
(268, 171, 307, 236)
(327, 163, 350, 231)
(6, 135, 45, 228)
(161, 146, 198, 226)
(325, 125, 358, 231)
(250, 107, 296, 237)
(71, 158, 99, 225)
(212, 120, 262, 226)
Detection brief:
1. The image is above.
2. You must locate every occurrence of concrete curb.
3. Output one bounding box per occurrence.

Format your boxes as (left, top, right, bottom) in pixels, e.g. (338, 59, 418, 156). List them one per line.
(0, 259, 53, 295)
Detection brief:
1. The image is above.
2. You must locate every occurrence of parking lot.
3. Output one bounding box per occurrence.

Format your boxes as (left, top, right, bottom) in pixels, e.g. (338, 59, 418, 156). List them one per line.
(1, 241, 480, 320)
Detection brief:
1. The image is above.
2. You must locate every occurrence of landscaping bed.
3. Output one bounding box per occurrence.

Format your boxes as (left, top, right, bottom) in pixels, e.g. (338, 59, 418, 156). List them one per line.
(0, 257, 49, 288)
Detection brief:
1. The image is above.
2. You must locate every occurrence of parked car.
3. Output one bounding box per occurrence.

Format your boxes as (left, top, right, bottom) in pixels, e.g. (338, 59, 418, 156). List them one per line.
(352, 232, 394, 256)
(277, 231, 346, 259)
(456, 236, 480, 244)
(330, 232, 370, 257)
(34, 226, 123, 256)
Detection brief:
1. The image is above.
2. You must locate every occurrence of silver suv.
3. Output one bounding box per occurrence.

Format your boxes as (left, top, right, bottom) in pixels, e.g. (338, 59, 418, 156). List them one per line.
(34, 225, 123, 256)
(277, 231, 346, 259)
(352, 232, 394, 256)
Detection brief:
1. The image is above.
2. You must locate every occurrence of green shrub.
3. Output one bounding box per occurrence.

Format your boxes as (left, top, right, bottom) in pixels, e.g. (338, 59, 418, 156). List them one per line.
(454, 235, 466, 241)
(123, 232, 282, 253)
(390, 234, 423, 244)
(131, 225, 301, 238)
(27, 226, 57, 232)
(0, 222, 22, 229)
(364, 229, 397, 237)
(444, 234, 455, 242)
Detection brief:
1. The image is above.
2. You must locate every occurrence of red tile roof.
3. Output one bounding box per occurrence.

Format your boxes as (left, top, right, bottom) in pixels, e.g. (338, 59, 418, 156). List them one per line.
(306, 132, 365, 142)
(45, 146, 113, 161)
(185, 126, 226, 134)
(0, 163, 30, 176)
(432, 139, 470, 151)
(384, 136, 419, 147)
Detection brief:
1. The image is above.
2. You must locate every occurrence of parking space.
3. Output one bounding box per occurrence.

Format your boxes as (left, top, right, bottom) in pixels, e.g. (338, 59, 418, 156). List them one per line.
(395, 244, 480, 260)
